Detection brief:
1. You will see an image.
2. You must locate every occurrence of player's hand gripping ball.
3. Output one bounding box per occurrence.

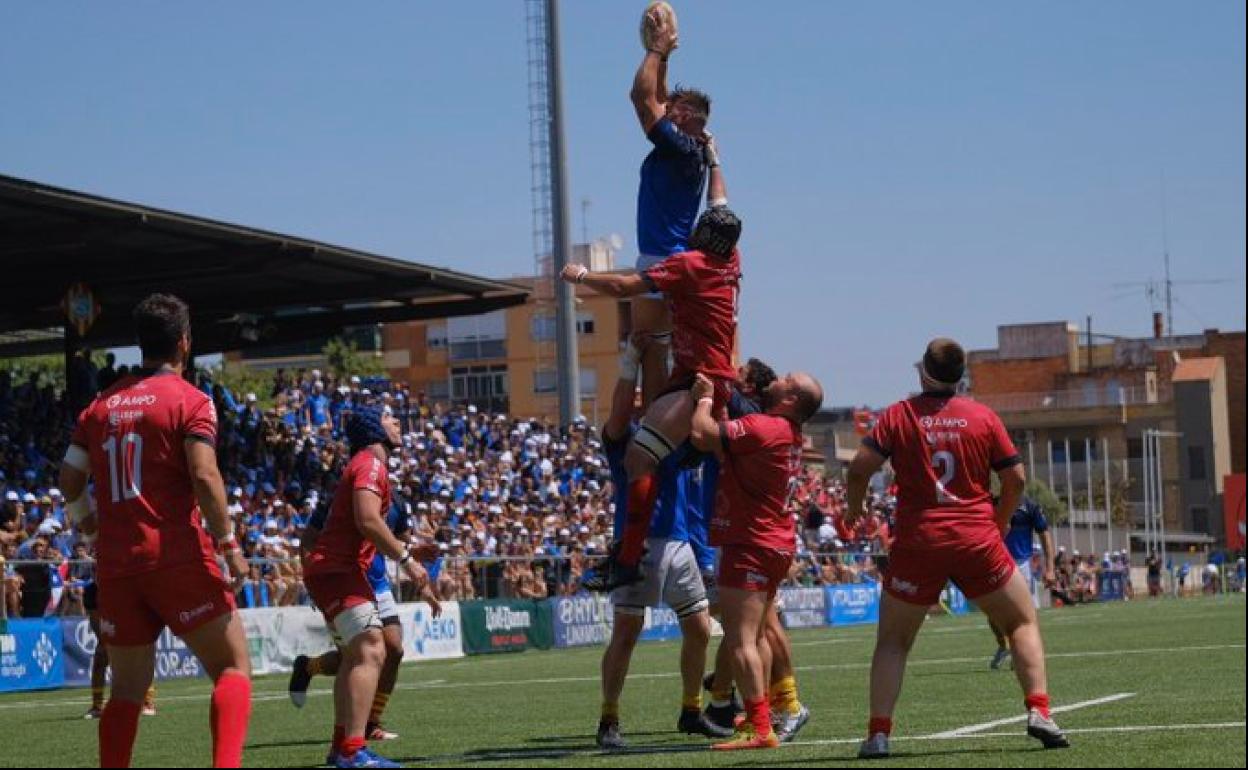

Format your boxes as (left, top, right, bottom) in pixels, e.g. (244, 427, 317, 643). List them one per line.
(640, 1, 679, 54)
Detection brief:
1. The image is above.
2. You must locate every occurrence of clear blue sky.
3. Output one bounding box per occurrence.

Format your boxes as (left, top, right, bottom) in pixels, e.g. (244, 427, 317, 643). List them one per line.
(2, 2, 1243, 407)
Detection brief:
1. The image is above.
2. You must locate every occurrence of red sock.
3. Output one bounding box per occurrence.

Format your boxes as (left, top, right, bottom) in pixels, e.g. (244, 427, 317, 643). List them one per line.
(619, 474, 658, 566)
(868, 716, 893, 737)
(99, 698, 142, 768)
(332, 725, 345, 754)
(1025, 693, 1051, 719)
(341, 736, 366, 758)
(210, 671, 251, 768)
(745, 697, 771, 737)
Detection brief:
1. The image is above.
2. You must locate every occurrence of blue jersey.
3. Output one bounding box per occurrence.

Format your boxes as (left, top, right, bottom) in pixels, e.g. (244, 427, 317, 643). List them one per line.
(685, 455, 718, 573)
(1004, 498, 1048, 562)
(637, 118, 706, 257)
(605, 427, 689, 543)
(366, 501, 414, 593)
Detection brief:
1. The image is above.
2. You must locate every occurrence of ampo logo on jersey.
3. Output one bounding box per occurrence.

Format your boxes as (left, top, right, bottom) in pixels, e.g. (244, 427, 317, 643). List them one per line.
(106, 394, 158, 409)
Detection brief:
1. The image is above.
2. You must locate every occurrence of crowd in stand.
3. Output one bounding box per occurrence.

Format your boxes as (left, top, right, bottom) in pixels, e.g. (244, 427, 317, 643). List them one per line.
(2, 365, 892, 617)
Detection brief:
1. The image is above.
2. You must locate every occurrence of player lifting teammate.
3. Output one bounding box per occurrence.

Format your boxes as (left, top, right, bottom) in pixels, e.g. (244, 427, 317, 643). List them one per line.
(59, 293, 252, 768)
(846, 338, 1069, 758)
(690, 369, 824, 750)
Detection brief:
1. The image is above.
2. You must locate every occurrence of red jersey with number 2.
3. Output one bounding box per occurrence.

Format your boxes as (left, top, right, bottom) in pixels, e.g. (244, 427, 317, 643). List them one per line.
(643, 248, 741, 381)
(71, 371, 219, 581)
(710, 413, 803, 551)
(304, 450, 390, 577)
(865, 394, 1021, 549)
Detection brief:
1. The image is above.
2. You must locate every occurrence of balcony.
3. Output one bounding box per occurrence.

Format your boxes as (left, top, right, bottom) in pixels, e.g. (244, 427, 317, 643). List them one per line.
(974, 384, 1167, 413)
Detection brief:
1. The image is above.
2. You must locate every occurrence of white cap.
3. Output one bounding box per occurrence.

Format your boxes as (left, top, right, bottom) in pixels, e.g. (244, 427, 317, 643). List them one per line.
(417, 502, 429, 510)
(37, 519, 63, 536)
(22, 493, 37, 503)
(451, 538, 462, 547)
(49, 488, 63, 498)
(578, 525, 590, 534)
(246, 393, 257, 402)
(467, 405, 478, 414)
(351, 376, 361, 384)
(4, 491, 18, 501)
(559, 528, 571, 537)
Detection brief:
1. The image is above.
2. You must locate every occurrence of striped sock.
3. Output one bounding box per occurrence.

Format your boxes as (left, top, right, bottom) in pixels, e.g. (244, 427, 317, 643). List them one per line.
(369, 692, 391, 725)
(306, 656, 324, 676)
(769, 676, 800, 716)
(682, 692, 702, 712)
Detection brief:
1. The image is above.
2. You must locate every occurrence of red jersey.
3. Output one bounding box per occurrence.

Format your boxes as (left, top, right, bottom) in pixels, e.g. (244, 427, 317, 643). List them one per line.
(71, 370, 219, 581)
(304, 449, 390, 577)
(644, 248, 741, 381)
(710, 413, 803, 551)
(865, 394, 1021, 548)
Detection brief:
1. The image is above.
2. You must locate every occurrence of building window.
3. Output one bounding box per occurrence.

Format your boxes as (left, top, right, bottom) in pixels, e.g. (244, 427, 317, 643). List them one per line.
(531, 312, 595, 340)
(1188, 446, 1207, 481)
(531, 314, 557, 342)
(426, 380, 450, 400)
(450, 365, 508, 411)
(427, 325, 448, 350)
(1127, 438, 1143, 460)
(534, 369, 557, 394)
(580, 368, 597, 396)
(1191, 506, 1209, 534)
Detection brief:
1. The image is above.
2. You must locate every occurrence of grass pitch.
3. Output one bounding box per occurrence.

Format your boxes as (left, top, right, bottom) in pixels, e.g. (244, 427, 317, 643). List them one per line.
(1, 595, 1243, 768)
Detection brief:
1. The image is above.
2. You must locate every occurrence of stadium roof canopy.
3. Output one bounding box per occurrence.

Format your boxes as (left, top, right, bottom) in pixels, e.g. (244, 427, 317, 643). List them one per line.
(0, 174, 528, 358)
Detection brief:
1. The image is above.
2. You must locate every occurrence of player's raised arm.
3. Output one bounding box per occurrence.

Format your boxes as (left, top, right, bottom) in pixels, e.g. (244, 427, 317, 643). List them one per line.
(703, 132, 727, 208)
(631, 8, 678, 132)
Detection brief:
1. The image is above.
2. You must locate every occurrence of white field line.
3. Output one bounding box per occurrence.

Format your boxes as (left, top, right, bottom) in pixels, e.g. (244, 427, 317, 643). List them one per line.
(0, 643, 1241, 712)
(928, 692, 1135, 738)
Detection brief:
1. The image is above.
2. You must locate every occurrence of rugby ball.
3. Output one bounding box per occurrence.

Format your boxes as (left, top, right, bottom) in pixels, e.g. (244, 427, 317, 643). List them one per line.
(640, 1, 678, 51)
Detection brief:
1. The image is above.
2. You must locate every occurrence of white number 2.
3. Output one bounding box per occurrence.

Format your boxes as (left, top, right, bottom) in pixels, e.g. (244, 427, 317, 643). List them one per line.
(103, 433, 144, 504)
(932, 450, 959, 504)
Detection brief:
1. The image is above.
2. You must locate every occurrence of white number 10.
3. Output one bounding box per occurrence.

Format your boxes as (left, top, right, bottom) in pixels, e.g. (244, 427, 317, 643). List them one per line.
(103, 434, 144, 503)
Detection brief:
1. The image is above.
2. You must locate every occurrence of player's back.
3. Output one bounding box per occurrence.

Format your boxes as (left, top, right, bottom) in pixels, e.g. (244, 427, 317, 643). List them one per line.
(647, 248, 741, 381)
(72, 370, 218, 580)
(869, 394, 1019, 548)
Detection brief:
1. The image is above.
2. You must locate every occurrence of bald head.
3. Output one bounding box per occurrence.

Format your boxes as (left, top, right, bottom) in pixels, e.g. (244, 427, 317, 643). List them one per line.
(922, 338, 965, 389)
(764, 371, 823, 423)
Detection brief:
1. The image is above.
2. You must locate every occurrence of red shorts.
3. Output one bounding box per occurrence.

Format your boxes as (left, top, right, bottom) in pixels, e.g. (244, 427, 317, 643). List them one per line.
(717, 545, 792, 597)
(97, 562, 236, 647)
(884, 537, 1016, 606)
(659, 373, 732, 420)
(305, 569, 375, 623)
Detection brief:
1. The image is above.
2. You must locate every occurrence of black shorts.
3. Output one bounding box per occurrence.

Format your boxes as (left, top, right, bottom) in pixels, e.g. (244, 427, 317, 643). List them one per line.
(83, 582, 98, 612)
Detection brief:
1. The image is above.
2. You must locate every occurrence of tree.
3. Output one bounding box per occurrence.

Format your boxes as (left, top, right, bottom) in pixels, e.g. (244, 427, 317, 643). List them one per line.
(322, 337, 385, 381)
(1025, 479, 1069, 525)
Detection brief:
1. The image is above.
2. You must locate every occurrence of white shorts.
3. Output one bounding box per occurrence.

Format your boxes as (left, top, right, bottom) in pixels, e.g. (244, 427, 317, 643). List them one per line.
(327, 601, 383, 648)
(636, 254, 667, 299)
(1017, 559, 1039, 608)
(613, 538, 708, 618)
(375, 589, 399, 622)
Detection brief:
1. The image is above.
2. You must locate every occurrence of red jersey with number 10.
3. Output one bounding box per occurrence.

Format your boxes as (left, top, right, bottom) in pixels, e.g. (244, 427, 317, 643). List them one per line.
(644, 248, 741, 381)
(71, 371, 219, 581)
(865, 394, 1021, 549)
(304, 449, 390, 577)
